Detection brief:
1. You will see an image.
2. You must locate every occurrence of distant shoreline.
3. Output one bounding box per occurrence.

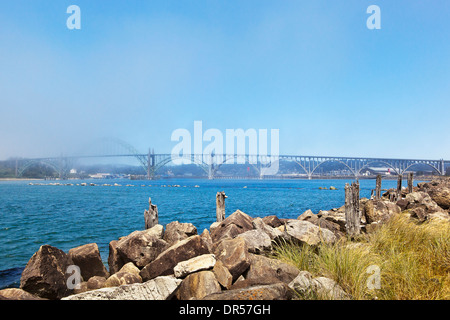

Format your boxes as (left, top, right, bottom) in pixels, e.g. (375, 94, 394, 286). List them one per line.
(0, 178, 43, 181)
(0, 176, 436, 181)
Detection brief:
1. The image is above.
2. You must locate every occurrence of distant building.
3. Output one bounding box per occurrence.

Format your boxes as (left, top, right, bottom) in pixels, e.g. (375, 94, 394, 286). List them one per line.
(89, 173, 114, 179)
(366, 167, 395, 175)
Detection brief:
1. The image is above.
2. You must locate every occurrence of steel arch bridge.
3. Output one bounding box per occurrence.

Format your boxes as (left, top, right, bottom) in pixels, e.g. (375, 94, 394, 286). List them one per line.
(13, 138, 449, 179)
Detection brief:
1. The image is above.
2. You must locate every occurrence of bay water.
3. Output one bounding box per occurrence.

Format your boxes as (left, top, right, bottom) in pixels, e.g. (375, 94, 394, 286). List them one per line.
(0, 178, 409, 289)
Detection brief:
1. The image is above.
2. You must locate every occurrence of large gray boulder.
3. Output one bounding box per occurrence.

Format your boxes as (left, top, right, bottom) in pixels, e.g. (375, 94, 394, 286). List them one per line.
(116, 226, 169, 268)
(363, 199, 401, 224)
(62, 276, 181, 300)
(163, 221, 197, 246)
(405, 191, 448, 221)
(283, 220, 336, 246)
(202, 283, 294, 300)
(288, 271, 350, 300)
(236, 229, 272, 254)
(245, 254, 300, 285)
(418, 180, 450, 209)
(252, 217, 284, 242)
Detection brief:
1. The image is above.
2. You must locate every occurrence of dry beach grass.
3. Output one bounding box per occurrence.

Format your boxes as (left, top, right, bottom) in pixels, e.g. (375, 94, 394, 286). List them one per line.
(273, 212, 450, 300)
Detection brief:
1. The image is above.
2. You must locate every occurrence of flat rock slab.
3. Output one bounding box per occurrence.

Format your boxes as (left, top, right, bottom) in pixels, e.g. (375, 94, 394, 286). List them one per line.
(202, 283, 294, 300)
(0, 288, 46, 300)
(62, 276, 181, 300)
(174, 254, 216, 278)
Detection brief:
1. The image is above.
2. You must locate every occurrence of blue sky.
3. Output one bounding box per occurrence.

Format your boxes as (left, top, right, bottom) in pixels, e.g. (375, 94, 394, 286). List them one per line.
(1, 1, 450, 159)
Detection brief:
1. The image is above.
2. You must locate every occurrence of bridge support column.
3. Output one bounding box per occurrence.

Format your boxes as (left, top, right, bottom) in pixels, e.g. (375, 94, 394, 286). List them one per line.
(147, 149, 156, 180)
(208, 163, 214, 180)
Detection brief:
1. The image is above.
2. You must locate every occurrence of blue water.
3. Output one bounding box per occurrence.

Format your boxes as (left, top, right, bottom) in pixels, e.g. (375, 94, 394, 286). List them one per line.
(0, 178, 410, 289)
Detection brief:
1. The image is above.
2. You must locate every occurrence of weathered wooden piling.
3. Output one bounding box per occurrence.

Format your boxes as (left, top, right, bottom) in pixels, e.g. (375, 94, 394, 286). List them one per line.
(144, 197, 159, 229)
(396, 174, 402, 200)
(375, 174, 382, 200)
(345, 181, 361, 237)
(407, 172, 414, 193)
(216, 191, 227, 222)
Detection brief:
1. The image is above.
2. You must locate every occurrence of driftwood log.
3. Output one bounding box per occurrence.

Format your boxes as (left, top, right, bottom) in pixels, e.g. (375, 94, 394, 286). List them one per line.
(144, 197, 159, 229)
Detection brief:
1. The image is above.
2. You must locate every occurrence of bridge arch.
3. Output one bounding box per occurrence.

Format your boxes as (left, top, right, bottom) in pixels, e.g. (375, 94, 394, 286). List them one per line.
(76, 137, 148, 173)
(264, 159, 308, 177)
(310, 159, 357, 177)
(401, 162, 442, 175)
(210, 155, 261, 178)
(17, 159, 62, 177)
(154, 155, 210, 177)
(290, 160, 309, 176)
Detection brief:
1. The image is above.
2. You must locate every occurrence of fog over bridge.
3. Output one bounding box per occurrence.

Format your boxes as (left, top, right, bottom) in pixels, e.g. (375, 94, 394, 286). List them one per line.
(12, 138, 449, 180)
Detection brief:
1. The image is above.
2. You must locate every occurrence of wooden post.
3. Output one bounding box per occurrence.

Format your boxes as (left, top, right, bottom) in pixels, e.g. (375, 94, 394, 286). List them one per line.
(375, 174, 382, 200)
(216, 191, 227, 222)
(144, 197, 158, 229)
(345, 182, 361, 237)
(407, 172, 414, 193)
(396, 174, 402, 200)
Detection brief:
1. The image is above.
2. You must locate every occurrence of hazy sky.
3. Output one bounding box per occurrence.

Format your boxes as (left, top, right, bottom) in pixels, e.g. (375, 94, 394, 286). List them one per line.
(1, 0, 450, 160)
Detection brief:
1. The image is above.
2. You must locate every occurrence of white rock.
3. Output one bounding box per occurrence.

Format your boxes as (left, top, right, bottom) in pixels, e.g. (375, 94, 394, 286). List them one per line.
(173, 254, 216, 278)
(62, 276, 181, 300)
(236, 229, 272, 254)
(252, 217, 284, 241)
(288, 271, 350, 300)
(284, 220, 336, 246)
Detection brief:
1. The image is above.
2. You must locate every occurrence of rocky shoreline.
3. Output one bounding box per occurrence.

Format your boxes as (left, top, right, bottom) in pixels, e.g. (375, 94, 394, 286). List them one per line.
(1, 178, 449, 300)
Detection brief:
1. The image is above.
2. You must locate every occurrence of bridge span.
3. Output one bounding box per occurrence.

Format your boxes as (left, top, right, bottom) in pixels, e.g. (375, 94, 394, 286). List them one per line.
(14, 152, 449, 180)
